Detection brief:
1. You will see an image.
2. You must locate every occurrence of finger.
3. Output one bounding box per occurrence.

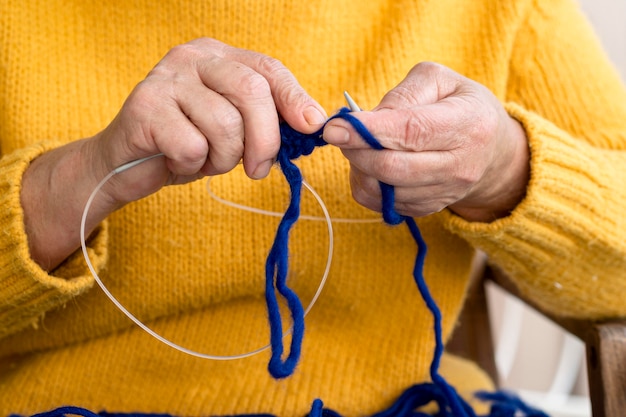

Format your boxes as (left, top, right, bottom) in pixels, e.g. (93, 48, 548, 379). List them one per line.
(341, 146, 456, 187)
(149, 107, 211, 176)
(174, 81, 246, 176)
(119, 81, 213, 177)
(392, 183, 460, 217)
(225, 47, 328, 133)
(375, 62, 461, 109)
(347, 164, 380, 210)
(192, 56, 280, 178)
(324, 100, 473, 153)
(349, 165, 461, 218)
(325, 62, 471, 151)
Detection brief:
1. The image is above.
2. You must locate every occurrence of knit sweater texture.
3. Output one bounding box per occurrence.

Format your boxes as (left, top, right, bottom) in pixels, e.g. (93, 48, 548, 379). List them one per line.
(1, 0, 626, 415)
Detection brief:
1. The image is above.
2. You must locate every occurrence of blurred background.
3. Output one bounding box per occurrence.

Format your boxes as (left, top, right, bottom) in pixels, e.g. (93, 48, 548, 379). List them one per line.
(487, 2, 626, 416)
(579, 0, 626, 79)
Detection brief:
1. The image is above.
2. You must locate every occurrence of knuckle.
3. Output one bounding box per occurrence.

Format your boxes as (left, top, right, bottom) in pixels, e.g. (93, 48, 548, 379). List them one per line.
(189, 37, 223, 49)
(209, 151, 240, 174)
(274, 78, 306, 107)
(218, 106, 245, 139)
(208, 107, 244, 166)
(181, 141, 209, 167)
(349, 172, 378, 209)
(376, 152, 406, 184)
(256, 54, 286, 76)
(377, 155, 397, 182)
(124, 80, 163, 119)
(350, 184, 372, 208)
(234, 70, 271, 97)
(255, 55, 307, 107)
(412, 61, 445, 78)
(403, 113, 431, 150)
(158, 40, 223, 75)
(383, 85, 418, 106)
(161, 43, 202, 68)
(169, 43, 195, 58)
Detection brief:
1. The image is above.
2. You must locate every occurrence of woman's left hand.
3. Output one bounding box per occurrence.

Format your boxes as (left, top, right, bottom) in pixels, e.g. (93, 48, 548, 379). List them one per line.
(323, 62, 530, 222)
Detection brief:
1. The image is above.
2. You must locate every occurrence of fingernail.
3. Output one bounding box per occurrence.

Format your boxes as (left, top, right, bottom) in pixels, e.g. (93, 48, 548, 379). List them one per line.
(303, 106, 327, 126)
(251, 160, 274, 179)
(324, 124, 350, 144)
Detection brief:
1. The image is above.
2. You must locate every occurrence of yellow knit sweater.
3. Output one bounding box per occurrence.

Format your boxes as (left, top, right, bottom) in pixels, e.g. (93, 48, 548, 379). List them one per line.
(2, 0, 626, 415)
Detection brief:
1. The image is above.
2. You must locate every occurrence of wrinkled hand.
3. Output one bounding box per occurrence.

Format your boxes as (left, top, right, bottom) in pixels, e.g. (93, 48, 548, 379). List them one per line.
(92, 37, 327, 206)
(323, 62, 530, 222)
(22, 38, 328, 271)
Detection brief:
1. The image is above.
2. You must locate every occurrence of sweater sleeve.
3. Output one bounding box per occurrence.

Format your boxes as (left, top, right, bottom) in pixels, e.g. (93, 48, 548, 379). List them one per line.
(0, 141, 108, 338)
(443, 0, 626, 320)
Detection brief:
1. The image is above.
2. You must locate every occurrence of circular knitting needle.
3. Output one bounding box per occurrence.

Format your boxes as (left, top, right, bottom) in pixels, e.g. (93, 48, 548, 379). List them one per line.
(80, 154, 333, 361)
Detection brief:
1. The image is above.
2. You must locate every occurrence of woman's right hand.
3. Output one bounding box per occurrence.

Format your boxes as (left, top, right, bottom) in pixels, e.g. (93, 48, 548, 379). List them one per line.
(21, 38, 326, 270)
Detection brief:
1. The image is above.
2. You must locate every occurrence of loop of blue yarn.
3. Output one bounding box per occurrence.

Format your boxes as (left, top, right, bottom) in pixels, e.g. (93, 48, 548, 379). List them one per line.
(14, 108, 551, 417)
(263, 136, 310, 378)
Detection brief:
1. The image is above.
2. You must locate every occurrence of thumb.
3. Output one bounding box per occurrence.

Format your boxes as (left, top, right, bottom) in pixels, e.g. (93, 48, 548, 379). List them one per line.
(375, 61, 460, 110)
(324, 100, 465, 153)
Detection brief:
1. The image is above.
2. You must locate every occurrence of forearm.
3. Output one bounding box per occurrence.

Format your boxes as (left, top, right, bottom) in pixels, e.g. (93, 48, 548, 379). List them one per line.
(20, 136, 114, 271)
(0, 140, 110, 339)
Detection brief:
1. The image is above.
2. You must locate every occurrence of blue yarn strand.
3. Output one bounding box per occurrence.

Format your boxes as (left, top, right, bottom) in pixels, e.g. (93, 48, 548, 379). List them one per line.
(338, 112, 476, 416)
(267, 107, 481, 412)
(404, 217, 476, 417)
(263, 114, 330, 378)
(474, 391, 550, 417)
(14, 108, 551, 417)
(21, 408, 100, 417)
(264, 143, 308, 378)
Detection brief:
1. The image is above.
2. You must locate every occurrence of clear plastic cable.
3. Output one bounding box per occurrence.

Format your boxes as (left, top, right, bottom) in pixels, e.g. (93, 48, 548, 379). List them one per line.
(80, 154, 333, 360)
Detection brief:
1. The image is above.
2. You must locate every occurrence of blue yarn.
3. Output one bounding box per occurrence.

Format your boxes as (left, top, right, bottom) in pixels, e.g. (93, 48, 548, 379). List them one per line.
(14, 407, 100, 417)
(263, 107, 550, 416)
(13, 390, 548, 417)
(8, 408, 177, 417)
(264, 111, 331, 378)
(13, 108, 550, 417)
(9, 408, 277, 417)
(265, 108, 408, 378)
(474, 391, 550, 417)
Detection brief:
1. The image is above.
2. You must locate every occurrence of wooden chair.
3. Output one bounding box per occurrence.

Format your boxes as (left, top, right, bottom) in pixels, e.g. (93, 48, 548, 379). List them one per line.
(447, 262, 626, 417)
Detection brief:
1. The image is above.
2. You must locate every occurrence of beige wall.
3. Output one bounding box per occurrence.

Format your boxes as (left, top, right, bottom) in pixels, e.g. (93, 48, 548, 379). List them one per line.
(579, 0, 626, 80)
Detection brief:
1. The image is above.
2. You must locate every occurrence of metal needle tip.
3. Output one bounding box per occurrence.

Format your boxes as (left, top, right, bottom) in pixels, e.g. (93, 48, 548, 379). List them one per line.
(343, 91, 362, 112)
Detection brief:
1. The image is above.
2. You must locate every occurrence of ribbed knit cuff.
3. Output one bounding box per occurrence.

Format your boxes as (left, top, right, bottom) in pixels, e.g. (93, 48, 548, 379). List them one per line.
(0, 141, 107, 338)
(442, 103, 626, 319)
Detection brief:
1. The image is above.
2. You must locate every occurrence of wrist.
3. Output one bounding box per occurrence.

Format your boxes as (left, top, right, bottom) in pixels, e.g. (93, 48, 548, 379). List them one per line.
(450, 116, 530, 222)
(20, 137, 118, 271)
